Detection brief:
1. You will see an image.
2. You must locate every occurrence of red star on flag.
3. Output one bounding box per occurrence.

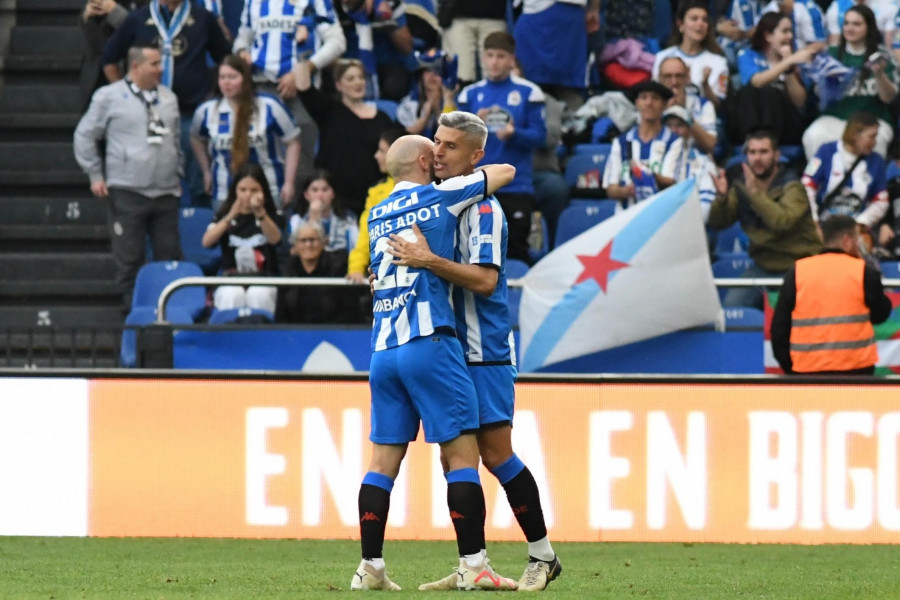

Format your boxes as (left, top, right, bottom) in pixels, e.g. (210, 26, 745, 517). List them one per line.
(574, 240, 629, 292)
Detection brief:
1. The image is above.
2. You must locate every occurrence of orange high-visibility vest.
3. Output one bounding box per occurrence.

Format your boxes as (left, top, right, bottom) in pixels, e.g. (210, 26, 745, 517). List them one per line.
(789, 253, 877, 373)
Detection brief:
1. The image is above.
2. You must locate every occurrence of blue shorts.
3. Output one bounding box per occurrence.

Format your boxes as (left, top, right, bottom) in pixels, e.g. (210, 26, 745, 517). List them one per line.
(369, 333, 479, 444)
(468, 363, 517, 428)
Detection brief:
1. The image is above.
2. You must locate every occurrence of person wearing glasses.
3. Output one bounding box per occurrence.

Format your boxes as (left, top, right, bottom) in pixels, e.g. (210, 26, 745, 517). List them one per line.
(278, 221, 365, 323)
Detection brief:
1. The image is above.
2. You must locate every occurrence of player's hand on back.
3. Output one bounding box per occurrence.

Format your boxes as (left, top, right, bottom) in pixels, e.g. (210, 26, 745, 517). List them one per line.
(386, 224, 434, 268)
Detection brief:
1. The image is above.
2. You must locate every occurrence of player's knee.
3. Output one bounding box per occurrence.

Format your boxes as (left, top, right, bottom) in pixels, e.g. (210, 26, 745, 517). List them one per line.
(367, 443, 408, 478)
(477, 430, 513, 471)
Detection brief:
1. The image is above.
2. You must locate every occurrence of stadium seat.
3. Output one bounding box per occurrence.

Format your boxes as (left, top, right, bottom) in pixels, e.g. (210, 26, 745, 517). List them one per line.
(723, 307, 764, 328)
(714, 221, 750, 256)
(208, 307, 275, 324)
(131, 260, 207, 320)
(712, 256, 755, 301)
(554, 201, 618, 246)
(880, 261, 900, 285)
(120, 306, 194, 367)
(564, 149, 611, 189)
(374, 99, 399, 121)
(591, 117, 615, 142)
(179, 207, 222, 275)
(887, 161, 900, 181)
(780, 145, 803, 165)
(567, 198, 618, 218)
(712, 256, 754, 278)
(573, 143, 612, 157)
(506, 258, 529, 329)
(725, 153, 745, 170)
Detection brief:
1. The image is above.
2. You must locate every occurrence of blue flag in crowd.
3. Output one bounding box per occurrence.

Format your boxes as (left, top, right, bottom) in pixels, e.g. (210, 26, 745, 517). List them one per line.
(519, 179, 722, 372)
(804, 52, 857, 111)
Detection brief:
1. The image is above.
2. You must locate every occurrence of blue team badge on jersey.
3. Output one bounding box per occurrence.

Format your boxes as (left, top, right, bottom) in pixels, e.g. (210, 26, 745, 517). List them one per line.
(507, 90, 522, 106)
(484, 108, 512, 133)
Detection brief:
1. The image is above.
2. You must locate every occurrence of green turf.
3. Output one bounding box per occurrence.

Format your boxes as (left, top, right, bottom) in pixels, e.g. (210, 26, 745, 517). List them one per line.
(1, 537, 899, 599)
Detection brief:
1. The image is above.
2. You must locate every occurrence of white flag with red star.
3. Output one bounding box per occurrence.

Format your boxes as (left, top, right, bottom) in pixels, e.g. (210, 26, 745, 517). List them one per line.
(519, 178, 722, 372)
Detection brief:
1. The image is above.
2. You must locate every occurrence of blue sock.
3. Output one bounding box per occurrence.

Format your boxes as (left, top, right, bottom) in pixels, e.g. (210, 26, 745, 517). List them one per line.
(362, 471, 395, 493)
(489, 454, 525, 485)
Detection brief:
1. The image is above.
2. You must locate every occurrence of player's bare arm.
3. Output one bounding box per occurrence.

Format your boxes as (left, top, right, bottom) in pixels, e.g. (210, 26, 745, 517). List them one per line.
(480, 164, 516, 195)
(386, 224, 498, 296)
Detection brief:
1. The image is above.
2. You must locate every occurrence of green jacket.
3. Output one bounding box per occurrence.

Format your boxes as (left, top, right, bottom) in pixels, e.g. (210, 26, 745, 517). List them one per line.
(708, 169, 822, 272)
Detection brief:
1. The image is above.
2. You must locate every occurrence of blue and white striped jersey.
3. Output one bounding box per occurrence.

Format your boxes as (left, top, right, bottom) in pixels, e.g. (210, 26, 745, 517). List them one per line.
(199, 0, 221, 17)
(602, 126, 678, 207)
(660, 137, 716, 223)
(190, 93, 300, 203)
(237, 0, 338, 80)
(801, 140, 889, 227)
(760, 0, 826, 49)
(368, 172, 487, 352)
(719, 0, 761, 56)
(452, 197, 515, 365)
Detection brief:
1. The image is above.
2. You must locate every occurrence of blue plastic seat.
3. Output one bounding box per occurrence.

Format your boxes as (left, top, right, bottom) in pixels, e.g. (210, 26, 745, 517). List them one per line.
(120, 306, 194, 367)
(506, 258, 529, 329)
(208, 307, 275, 324)
(374, 99, 399, 121)
(712, 256, 755, 278)
(131, 260, 207, 320)
(712, 256, 755, 301)
(566, 198, 618, 219)
(179, 207, 222, 275)
(887, 161, 900, 181)
(723, 307, 764, 328)
(554, 201, 618, 246)
(572, 143, 612, 157)
(880, 261, 900, 285)
(564, 150, 610, 189)
(591, 117, 616, 142)
(780, 145, 804, 164)
(715, 221, 750, 256)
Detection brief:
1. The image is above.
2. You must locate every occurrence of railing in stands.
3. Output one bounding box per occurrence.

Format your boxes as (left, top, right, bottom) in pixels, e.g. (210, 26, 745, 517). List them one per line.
(5, 277, 899, 368)
(155, 276, 798, 322)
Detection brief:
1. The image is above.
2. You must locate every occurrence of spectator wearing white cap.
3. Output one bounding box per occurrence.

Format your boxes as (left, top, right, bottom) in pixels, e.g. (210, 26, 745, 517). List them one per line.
(659, 105, 717, 222)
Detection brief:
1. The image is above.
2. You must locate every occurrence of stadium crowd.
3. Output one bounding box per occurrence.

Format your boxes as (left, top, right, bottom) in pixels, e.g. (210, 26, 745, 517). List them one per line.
(74, 0, 900, 324)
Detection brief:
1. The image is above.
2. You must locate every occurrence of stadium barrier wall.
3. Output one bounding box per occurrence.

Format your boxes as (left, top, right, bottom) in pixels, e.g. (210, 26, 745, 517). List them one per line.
(2, 373, 900, 544)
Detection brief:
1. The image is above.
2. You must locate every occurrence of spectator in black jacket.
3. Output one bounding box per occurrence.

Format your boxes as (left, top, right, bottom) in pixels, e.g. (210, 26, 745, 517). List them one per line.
(101, 0, 231, 207)
(278, 221, 366, 324)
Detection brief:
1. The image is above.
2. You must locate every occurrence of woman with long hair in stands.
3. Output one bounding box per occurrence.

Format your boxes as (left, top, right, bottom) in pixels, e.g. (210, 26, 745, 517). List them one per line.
(801, 4, 898, 159)
(730, 11, 823, 145)
(652, 0, 728, 108)
(191, 54, 301, 211)
(288, 169, 359, 253)
(201, 163, 285, 315)
(293, 58, 396, 217)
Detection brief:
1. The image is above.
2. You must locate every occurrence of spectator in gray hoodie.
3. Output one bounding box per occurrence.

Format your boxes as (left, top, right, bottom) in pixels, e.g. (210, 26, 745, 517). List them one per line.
(74, 42, 183, 310)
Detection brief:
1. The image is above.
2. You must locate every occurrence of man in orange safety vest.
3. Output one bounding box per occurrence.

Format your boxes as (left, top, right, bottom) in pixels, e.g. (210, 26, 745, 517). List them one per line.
(771, 214, 893, 375)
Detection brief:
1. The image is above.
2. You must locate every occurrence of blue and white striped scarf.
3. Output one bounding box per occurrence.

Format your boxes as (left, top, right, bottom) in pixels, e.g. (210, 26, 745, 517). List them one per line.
(149, 0, 192, 88)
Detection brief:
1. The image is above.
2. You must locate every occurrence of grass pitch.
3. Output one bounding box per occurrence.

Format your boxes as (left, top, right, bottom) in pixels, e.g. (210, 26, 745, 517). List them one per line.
(1, 537, 899, 599)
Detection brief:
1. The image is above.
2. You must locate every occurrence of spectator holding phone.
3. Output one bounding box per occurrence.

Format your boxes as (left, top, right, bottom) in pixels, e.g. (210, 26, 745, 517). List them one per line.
(397, 49, 458, 140)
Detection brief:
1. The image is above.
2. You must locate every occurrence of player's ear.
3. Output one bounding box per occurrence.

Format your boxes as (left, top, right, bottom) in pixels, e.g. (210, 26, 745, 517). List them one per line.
(470, 149, 485, 167)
